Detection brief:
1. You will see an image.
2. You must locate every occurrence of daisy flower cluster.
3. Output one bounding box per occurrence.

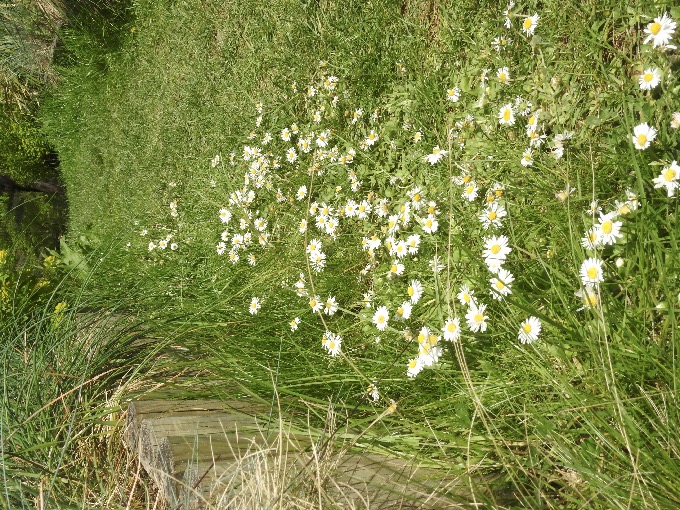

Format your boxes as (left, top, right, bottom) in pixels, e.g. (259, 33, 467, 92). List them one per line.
(631, 12, 679, 197)
(577, 189, 640, 309)
(164, 6, 677, 391)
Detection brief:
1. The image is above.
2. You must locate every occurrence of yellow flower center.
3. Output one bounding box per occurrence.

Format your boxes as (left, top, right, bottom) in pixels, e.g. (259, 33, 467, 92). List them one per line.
(586, 293, 598, 307)
(463, 293, 470, 303)
(428, 335, 438, 346)
(523, 18, 533, 30)
(664, 168, 677, 182)
(408, 286, 415, 296)
(329, 341, 335, 349)
(465, 185, 474, 195)
(650, 22, 662, 35)
(496, 281, 505, 290)
(391, 264, 398, 273)
(310, 300, 317, 307)
(503, 109, 512, 121)
(496, 189, 504, 197)
(378, 316, 385, 324)
(409, 359, 418, 369)
(587, 267, 598, 279)
(474, 313, 484, 323)
(463, 175, 471, 183)
(522, 323, 533, 333)
(413, 193, 421, 202)
(397, 307, 404, 316)
(486, 195, 495, 203)
(426, 219, 433, 228)
(489, 211, 497, 220)
(447, 323, 457, 332)
(491, 245, 501, 254)
(643, 73, 654, 82)
(499, 73, 507, 82)
(529, 115, 536, 125)
(602, 221, 612, 234)
(637, 134, 647, 147)
(417, 333, 426, 344)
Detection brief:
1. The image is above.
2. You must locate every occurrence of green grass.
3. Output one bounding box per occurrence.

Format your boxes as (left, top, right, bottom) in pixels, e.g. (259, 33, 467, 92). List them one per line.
(30, 0, 680, 507)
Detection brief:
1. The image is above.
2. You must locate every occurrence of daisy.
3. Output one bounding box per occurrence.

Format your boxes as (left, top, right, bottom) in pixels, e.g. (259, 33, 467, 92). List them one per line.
(324, 296, 339, 316)
(427, 201, 440, 216)
(457, 285, 475, 307)
(520, 148, 533, 167)
(389, 260, 405, 277)
(357, 200, 372, 219)
(413, 131, 422, 143)
(351, 108, 363, 124)
(496, 67, 510, 84)
(479, 202, 507, 229)
(367, 382, 379, 402)
(422, 214, 439, 234)
(483, 235, 512, 263)
(309, 295, 322, 313)
(580, 257, 604, 285)
(395, 301, 412, 320)
(490, 268, 514, 300)
(429, 256, 445, 273)
(462, 181, 478, 201)
(309, 251, 326, 272)
(518, 316, 541, 344)
(365, 130, 379, 146)
(466, 303, 489, 333)
(407, 357, 424, 378)
(290, 317, 300, 331)
(522, 13, 539, 36)
(498, 104, 515, 126)
(672, 112, 680, 129)
(294, 274, 307, 296)
(373, 306, 389, 331)
(219, 208, 232, 224)
(216, 242, 226, 255)
(581, 227, 601, 250)
(254, 218, 267, 232)
(575, 284, 599, 310)
(639, 68, 661, 90)
(425, 145, 448, 165)
(228, 250, 239, 264)
(643, 13, 677, 48)
(394, 240, 408, 259)
(325, 332, 342, 357)
(286, 147, 298, 163)
(632, 122, 657, 150)
(653, 161, 680, 197)
(406, 234, 421, 254)
(596, 212, 623, 245)
(281, 128, 291, 141)
(298, 219, 307, 233)
(526, 111, 540, 131)
(249, 297, 261, 315)
(296, 185, 307, 201)
(386, 215, 400, 234)
(446, 87, 461, 102)
(442, 317, 461, 342)
(407, 279, 423, 304)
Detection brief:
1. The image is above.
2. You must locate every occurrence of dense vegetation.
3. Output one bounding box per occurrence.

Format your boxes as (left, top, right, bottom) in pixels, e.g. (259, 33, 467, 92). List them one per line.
(2, 0, 680, 507)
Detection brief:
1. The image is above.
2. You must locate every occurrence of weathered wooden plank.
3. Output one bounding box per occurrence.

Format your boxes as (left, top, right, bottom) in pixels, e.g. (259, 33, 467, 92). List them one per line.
(125, 399, 466, 509)
(125, 399, 264, 451)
